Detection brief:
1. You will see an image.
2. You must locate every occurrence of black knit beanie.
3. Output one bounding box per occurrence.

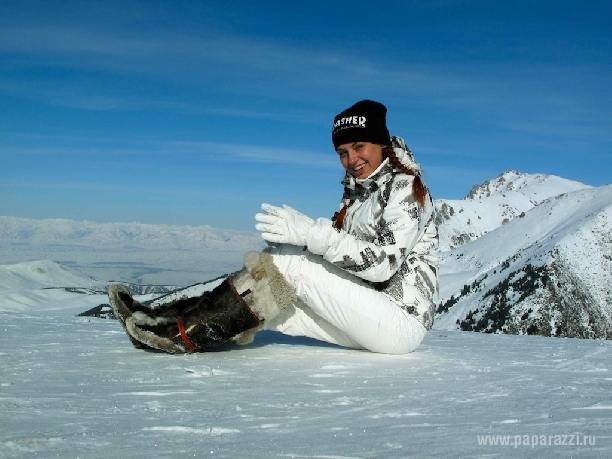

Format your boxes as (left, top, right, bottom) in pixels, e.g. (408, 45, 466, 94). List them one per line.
(331, 100, 391, 149)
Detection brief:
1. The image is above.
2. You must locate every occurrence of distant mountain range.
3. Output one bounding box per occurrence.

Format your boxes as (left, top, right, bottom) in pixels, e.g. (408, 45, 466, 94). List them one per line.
(0, 217, 261, 250)
(1, 170, 611, 340)
(0, 216, 264, 285)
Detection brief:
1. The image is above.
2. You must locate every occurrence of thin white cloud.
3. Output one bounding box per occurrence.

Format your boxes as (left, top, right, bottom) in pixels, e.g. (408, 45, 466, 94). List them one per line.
(0, 139, 337, 168)
(0, 24, 485, 105)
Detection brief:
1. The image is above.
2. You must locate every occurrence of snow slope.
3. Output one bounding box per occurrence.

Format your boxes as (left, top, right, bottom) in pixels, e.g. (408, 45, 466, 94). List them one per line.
(0, 259, 224, 316)
(435, 184, 612, 338)
(0, 259, 100, 292)
(0, 260, 108, 315)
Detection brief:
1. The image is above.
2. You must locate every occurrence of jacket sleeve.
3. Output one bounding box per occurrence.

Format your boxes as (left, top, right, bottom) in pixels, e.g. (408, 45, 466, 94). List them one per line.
(305, 178, 431, 283)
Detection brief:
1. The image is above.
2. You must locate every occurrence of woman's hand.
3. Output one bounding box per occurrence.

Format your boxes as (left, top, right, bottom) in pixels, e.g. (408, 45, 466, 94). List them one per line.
(255, 203, 314, 246)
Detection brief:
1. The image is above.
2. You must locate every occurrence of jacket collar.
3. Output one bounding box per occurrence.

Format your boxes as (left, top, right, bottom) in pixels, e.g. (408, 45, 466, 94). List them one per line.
(341, 157, 394, 195)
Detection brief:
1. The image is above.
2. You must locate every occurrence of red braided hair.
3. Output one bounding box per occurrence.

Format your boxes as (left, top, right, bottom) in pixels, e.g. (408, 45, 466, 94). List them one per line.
(383, 145, 427, 208)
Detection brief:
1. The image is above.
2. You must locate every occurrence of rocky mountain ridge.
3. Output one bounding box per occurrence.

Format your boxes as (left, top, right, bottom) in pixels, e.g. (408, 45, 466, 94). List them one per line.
(434, 170, 590, 251)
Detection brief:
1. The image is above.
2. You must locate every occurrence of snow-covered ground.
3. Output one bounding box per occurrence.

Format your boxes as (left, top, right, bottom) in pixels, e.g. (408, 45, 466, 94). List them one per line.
(0, 260, 610, 457)
(1, 293, 611, 457)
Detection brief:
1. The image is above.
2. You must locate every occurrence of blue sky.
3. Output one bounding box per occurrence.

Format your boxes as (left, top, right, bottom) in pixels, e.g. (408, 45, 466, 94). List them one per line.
(1, 0, 610, 231)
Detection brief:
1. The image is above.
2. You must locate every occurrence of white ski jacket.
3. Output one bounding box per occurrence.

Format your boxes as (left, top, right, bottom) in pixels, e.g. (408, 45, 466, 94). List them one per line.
(304, 137, 439, 330)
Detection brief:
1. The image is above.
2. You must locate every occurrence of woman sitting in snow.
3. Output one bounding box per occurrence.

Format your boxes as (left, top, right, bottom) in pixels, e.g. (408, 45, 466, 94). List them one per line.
(109, 100, 438, 354)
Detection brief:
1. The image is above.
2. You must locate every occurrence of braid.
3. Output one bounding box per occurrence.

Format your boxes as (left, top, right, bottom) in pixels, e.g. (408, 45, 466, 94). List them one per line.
(333, 188, 350, 230)
(383, 145, 427, 207)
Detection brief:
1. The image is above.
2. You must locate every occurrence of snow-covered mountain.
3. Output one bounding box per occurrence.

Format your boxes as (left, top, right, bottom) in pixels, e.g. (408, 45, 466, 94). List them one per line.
(0, 217, 260, 250)
(434, 170, 591, 251)
(435, 175, 612, 340)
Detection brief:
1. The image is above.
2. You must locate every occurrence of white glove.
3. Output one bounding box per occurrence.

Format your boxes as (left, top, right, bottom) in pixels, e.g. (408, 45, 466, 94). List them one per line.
(255, 203, 314, 246)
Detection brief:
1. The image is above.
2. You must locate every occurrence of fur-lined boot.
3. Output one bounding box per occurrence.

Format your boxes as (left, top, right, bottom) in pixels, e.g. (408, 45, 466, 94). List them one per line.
(108, 251, 296, 354)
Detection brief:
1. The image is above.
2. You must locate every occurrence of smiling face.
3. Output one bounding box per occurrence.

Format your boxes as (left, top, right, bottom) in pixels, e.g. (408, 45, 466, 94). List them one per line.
(336, 141, 385, 180)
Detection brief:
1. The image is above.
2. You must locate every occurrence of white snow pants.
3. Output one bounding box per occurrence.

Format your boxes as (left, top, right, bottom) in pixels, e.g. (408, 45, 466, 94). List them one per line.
(262, 244, 427, 354)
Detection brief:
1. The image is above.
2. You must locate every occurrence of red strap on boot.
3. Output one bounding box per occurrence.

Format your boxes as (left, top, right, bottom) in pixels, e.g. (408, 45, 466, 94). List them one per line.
(177, 316, 196, 353)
